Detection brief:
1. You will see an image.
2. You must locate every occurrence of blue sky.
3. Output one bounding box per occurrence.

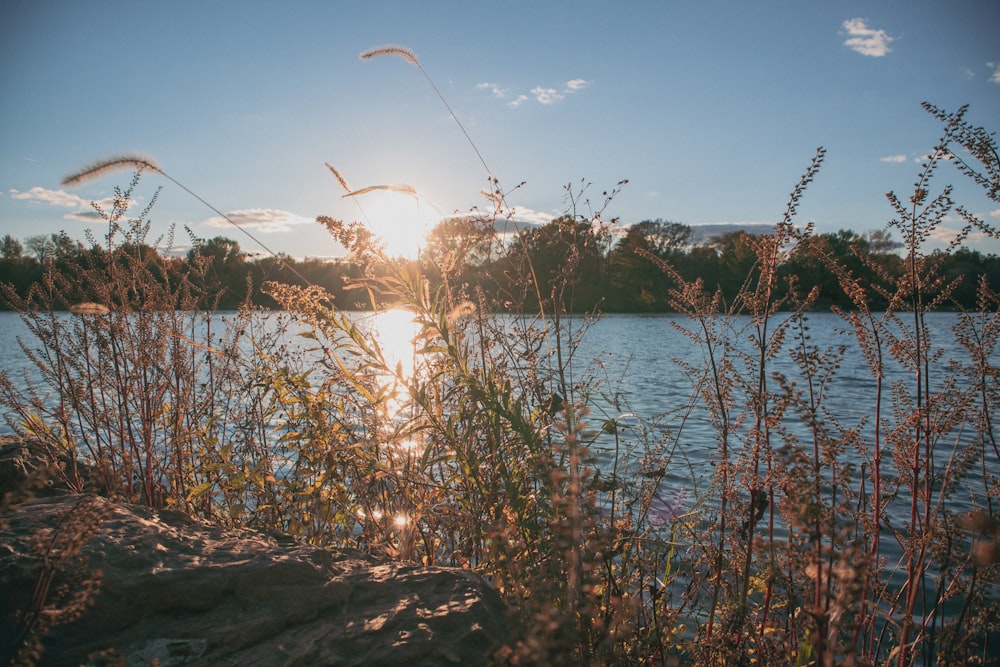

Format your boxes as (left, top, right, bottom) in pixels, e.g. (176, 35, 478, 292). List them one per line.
(2, 0, 999, 260)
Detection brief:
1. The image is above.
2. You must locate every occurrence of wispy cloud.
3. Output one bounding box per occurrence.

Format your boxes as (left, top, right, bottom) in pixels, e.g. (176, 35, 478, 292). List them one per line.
(202, 208, 313, 233)
(914, 152, 953, 164)
(65, 209, 112, 222)
(842, 18, 894, 57)
(928, 226, 956, 244)
(531, 86, 564, 104)
(880, 154, 907, 163)
(10, 186, 86, 208)
(988, 62, 1000, 84)
(477, 78, 591, 107)
(9, 186, 122, 221)
(921, 212, 1000, 247)
(476, 82, 508, 99)
(510, 206, 556, 226)
(478, 206, 557, 233)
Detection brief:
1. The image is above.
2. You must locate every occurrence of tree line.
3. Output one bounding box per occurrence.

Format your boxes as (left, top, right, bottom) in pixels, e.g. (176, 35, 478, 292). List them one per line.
(2, 218, 999, 312)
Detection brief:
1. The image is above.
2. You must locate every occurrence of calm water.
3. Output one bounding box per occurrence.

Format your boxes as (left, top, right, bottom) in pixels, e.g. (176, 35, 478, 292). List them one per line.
(576, 311, 983, 425)
(574, 313, 993, 509)
(2, 309, 996, 508)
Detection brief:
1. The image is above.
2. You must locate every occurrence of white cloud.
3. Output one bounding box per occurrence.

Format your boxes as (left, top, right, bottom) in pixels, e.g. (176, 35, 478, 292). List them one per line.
(10, 186, 85, 208)
(503, 206, 556, 227)
(927, 226, 961, 244)
(531, 86, 564, 105)
(923, 224, 995, 248)
(476, 82, 507, 99)
(914, 152, 952, 164)
(10, 186, 124, 222)
(842, 18, 894, 57)
(880, 154, 907, 163)
(988, 62, 1000, 84)
(990, 208, 1000, 219)
(65, 209, 110, 222)
(202, 208, 313, 233)
(481, 78, 590, 107)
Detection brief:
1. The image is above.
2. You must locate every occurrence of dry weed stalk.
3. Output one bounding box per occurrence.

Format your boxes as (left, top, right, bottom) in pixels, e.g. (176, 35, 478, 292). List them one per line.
(4, 495, 109, 667)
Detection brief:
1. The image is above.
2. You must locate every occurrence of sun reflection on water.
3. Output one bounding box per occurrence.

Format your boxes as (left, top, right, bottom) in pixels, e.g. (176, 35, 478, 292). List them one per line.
(356, 308, 427, 536)
(367, 308, 421, 380)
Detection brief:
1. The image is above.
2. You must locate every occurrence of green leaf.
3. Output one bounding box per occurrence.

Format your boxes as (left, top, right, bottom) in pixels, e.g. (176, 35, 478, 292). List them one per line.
(796, 633, 816, 666)
(187, 481, 215, 502)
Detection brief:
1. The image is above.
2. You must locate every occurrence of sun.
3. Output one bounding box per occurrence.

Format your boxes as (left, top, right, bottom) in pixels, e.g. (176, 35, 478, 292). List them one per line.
(350, 190, 444, 259)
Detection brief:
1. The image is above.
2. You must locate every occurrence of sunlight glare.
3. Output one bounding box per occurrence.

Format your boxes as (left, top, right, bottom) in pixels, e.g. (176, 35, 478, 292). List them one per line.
(355, 507, 409, 528)
(387, 438, 422, 460)
(358, 508, 384, 521)
(353, 191, 442, 259)
(365, 308, 426, 425)
(370, 308, 421, 380)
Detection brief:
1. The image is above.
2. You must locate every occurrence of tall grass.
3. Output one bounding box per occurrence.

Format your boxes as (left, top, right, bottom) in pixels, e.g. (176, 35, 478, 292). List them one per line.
(639, 107, 1000, 665)
(0, 171, 286, 520)
(1, 41, 997, 665)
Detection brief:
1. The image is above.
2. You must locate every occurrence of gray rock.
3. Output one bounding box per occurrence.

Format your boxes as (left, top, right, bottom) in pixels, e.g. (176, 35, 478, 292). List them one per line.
(0, 495, 507, 666)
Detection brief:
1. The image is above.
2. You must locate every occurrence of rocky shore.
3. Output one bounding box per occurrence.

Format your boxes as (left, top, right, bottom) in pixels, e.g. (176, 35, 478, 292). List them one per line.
(0, 440, 507, 666)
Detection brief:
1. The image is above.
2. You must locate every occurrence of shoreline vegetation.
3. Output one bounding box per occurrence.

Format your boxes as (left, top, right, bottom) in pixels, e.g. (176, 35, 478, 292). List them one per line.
(1, 41, 999, 664)
(1, 217, 998, 314)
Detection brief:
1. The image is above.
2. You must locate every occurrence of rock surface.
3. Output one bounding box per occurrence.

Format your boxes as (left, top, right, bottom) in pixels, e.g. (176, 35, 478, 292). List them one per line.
(0, 492, 507, 666)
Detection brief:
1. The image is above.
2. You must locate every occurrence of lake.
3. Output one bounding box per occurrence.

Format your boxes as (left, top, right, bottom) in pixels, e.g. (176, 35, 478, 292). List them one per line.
(2, 307, 994, 514)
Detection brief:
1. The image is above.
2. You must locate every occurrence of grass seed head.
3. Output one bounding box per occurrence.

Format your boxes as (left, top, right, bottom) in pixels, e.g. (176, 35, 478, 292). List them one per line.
(360, 45, 420, 67)
(62, 154, 161, 187)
